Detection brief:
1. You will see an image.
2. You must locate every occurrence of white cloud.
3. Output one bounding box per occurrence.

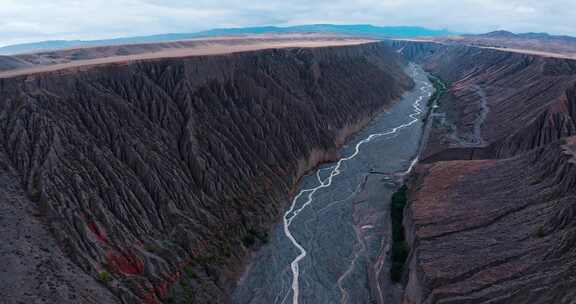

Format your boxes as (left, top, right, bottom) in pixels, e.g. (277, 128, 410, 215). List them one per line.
(0, 0, 574, 46)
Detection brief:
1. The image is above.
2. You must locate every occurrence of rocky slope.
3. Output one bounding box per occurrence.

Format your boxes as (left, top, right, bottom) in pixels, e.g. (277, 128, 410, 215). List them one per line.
(390, 40, 576, 159)
(388, 41, 576, 303)
(0, 42, 412, 303)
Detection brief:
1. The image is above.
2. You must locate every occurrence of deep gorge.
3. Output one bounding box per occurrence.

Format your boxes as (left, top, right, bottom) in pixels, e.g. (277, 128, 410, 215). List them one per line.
(390, 40, 576, 304)
(3, 37, 576, 304)
(0, 42, 413, 304)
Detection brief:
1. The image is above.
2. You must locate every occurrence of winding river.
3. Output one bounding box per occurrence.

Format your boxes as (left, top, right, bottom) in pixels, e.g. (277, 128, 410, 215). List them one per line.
(233, 64, 433, 304)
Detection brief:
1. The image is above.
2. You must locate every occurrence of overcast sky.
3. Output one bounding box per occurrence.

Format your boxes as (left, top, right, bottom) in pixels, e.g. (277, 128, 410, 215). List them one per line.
(1, 0, 575, 47)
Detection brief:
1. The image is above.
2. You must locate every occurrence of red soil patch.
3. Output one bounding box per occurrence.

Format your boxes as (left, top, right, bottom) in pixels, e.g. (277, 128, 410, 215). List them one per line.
(87, 222, 108, 243)
(106, 250, 145, 276)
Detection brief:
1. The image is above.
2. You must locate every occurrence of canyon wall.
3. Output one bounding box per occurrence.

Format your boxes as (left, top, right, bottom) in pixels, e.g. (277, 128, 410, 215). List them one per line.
(389, 41, 576, 303)
(0, 42, 412, 304)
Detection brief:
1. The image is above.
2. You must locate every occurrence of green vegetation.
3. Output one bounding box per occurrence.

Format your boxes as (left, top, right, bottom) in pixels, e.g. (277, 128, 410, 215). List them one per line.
(529, 174, 547, 186)
(165, 265, 198, 303)
(97, 271, 111, 283)
(29, 174, 43, 202)
(536, 226, 546, 238)
(242, 228, 270, 247)
(421, 75, 447, 124)
(164, 297, 176, 304)
(183, 265, 198, 279)
(390, 185, 409, 282)
(179, 279, 194, 303)
(427, 75, 447, 108)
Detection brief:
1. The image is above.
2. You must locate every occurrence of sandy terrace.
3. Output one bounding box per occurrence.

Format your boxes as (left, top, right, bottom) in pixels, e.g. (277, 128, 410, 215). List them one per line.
(391, 38, 576, 60)
(479, 46, 576, 60)
(0, 35, 375, 79)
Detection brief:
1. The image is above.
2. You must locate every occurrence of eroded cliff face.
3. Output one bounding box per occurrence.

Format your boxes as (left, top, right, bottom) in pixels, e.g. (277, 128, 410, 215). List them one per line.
(388, 41, 576, 303)
(390, 41, 576, 158)
(404, 137, 576, 304)
(0, 43, 412, 304)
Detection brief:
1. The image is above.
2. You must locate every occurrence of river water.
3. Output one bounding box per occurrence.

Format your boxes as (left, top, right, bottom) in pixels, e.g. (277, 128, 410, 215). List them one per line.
(233, 64, 433, 304)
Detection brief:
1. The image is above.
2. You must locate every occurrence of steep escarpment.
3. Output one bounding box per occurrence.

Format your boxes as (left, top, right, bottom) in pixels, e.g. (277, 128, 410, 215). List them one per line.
(388, 41, 576, 303)
(404, 138, 576, 304)
(494, 81, 576, 158)
(390, 40, 576, 159)
(388, 41, 441, 63)
(0, 42, 412, 304)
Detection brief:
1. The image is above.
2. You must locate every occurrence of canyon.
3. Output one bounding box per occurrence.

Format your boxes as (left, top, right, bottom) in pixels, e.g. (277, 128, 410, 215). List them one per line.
(389, 40, 576, 303)
(2, 31, 576, 304)
(232, 64, 432, 304)
(0, 39, 413, 304)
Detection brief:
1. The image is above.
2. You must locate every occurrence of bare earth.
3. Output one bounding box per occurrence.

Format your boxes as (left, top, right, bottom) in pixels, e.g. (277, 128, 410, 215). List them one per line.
(391, 38, 576, 60)
(480, 46, 576, 59)
(0, 34, 374, 78)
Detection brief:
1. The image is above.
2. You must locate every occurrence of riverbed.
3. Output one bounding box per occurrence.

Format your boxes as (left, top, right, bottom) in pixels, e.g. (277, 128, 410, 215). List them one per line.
(233, 64, 433, 304)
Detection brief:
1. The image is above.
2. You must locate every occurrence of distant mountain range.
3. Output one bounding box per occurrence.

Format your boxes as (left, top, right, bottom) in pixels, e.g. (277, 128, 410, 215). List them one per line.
(0, 24, 452, 55)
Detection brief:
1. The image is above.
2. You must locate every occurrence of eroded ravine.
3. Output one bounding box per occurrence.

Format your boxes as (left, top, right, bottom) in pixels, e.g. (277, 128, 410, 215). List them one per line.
(233, 64, 432, 304)
(447, 84, 489, 147)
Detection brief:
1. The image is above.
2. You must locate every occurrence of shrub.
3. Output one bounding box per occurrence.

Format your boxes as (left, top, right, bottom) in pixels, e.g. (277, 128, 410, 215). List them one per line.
(390, 185, 409, 282)
(97, 271, 111, 283)
(242, 228, 270, 247)
(536, 226, 546, 238)
(427, 76, 447, 108)
(179, 280, 194, 303)
(183, 265, 198, 279)
(29, 174, 43, 202)
(242, 234, 256, 247)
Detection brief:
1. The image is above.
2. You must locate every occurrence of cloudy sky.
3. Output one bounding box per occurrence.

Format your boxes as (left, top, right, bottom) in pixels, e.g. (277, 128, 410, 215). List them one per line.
(1, 0, 575, 47)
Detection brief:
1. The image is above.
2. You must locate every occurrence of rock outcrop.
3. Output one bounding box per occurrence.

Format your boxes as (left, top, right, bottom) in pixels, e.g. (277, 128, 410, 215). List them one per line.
(389, 41, 576, 303)
(0, 42, 412, 303)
